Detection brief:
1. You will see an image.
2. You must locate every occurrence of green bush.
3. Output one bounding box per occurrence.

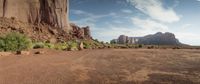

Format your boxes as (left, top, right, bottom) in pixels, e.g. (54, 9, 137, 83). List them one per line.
(0, 38, 5, 51)
(68, 41, 78, 51)
(0, 33, 32, 51)
(83, 41, 91, 49)
(138, 44, 143, 48)
(54, 42, 69, 50)
(44, 43, 55, 49)
(33, 42, 45, 49)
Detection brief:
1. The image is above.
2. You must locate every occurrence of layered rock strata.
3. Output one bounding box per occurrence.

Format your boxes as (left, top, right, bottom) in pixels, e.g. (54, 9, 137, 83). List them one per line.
(0, 0, 70, 31)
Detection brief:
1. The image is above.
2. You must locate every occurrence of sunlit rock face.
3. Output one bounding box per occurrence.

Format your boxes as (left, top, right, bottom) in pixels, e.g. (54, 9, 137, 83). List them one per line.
(113, 32, 182, 45)
(70, 23, 92, 39)
(0, 0, 70, 31)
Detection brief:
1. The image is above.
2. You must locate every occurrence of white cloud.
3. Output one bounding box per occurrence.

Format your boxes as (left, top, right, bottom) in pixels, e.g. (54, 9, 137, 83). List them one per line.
(127, 0, 180, 23)
(132, 17, 168, 31)
(181, 24, 192, 29)
(121, 9, 133, 14)
(175, 32, 200, 45)
(71, 10, 88, 15)
(71, 9, 116, 26)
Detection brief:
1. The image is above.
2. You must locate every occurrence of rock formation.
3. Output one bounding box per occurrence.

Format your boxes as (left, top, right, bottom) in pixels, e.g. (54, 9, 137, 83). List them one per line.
(112, 32, 182, 45)
(0, 0, 70, 31)
(138, 32, 181, 45)
(70, 23, 92, 39)
(0, 0, 92, 42)
(118, 35, 127, 44)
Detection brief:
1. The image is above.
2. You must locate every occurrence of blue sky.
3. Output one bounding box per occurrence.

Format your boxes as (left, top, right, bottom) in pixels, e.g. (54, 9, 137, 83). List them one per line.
(69, 0, 200, 45)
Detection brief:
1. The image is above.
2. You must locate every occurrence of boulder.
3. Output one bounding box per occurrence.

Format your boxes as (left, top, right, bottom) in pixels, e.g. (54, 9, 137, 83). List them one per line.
(79, 42, 84, 50)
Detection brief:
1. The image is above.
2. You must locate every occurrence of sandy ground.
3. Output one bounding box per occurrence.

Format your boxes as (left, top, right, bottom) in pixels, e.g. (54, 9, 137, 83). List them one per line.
(0, 49, 200, 84)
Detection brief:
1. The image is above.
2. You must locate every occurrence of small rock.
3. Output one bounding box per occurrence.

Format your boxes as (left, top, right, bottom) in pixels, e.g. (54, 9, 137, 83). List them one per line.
(69, 48, 78, 51)
(34, 51, 44, 54)
(21, 51, 30, 55)
(79, 42, 84, 50)
(16, 51, 21, 55)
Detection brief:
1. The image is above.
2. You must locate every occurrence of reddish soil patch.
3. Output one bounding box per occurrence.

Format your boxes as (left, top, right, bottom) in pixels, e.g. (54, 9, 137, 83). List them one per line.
(0, 49, 200, 84)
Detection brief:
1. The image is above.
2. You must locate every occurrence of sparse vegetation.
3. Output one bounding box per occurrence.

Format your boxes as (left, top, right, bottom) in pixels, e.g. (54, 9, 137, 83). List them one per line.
(173, 46, 181, 49)
(83, 41, 91, 49)
(138, 44, 143, 48)
(54, 42, 69, 50)
(0, 32, 32, 52)
(0, 32, 195, 52)
(44, 43, 55, 49)
(33, 42, 45, 49)
(33, 42, 70, 50)
(147, 45, 154, 49)
(68, 40, 78, 51)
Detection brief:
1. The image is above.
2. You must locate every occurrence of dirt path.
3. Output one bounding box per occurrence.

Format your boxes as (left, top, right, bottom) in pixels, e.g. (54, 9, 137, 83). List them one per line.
(1, 49, 200, 84)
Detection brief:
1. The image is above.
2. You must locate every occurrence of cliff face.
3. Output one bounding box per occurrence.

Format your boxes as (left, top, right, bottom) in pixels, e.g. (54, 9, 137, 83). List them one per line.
(0, 0, 70, 31)
(112, 32, 182, 45)
(138, 32, 181, 45)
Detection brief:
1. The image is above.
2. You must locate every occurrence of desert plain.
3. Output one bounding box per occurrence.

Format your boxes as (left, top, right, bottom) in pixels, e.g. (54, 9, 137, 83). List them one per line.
(0, 49, 200, 84)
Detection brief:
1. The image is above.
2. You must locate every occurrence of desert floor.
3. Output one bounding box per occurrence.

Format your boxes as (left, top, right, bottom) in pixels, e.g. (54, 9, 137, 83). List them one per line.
(0, 49, 200, 84)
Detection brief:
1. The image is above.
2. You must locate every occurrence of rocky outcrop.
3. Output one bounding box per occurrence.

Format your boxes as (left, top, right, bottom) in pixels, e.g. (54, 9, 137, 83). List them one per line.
(118, 35, 127, 44)
(0, 0, 70, 31)
(138, 32, 181, 45)
(0, 17, 71, 42)
(112, 32, 182, 45)
(0, 0, 93, 42)
(70, 23, 92, 39)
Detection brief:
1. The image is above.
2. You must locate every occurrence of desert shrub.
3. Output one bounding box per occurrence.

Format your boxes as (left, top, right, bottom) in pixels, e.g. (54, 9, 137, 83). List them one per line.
(83, 41, 91, 49)
(33, 42, 45, 49)
(54, 42, 69, 50)
(138, 44, 143, 48)
(0, 38, 5, 51)
(0, 33, 32, 51)
(172, 46, 181, 49)
(94, 39, 99, 43)
(126, 44, 135, 48)
(93, 41, 103, 48)
(44, 43, 55, 49)
(68, 41, 78, 51)
(100, 41, 104, 44)
(147, 46, 154, 49)
(121, 45, 128, 49)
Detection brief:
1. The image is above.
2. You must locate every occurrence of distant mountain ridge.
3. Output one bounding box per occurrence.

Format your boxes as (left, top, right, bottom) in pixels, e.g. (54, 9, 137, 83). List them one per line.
(111, 32, 182, 45)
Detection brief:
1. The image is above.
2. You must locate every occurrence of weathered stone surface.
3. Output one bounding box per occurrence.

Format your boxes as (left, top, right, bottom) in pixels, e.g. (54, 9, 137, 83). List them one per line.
(118, 35, 127, 44)
(0, 0, 3, 17)
(0, 0, 70, 31)
(113, 32, 182, 45)
(0, 17, 71, 42)
(70, 23, 92, 39)
(83, 26, 91, 39)
(79, 42, 84, 50)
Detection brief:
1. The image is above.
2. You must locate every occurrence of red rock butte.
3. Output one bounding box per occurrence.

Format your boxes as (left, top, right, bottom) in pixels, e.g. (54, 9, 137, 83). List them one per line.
(0, 0, 71, 31)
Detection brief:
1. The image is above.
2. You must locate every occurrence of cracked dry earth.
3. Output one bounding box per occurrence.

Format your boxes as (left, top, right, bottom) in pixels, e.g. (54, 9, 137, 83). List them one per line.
(1, 49, 200, 84)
